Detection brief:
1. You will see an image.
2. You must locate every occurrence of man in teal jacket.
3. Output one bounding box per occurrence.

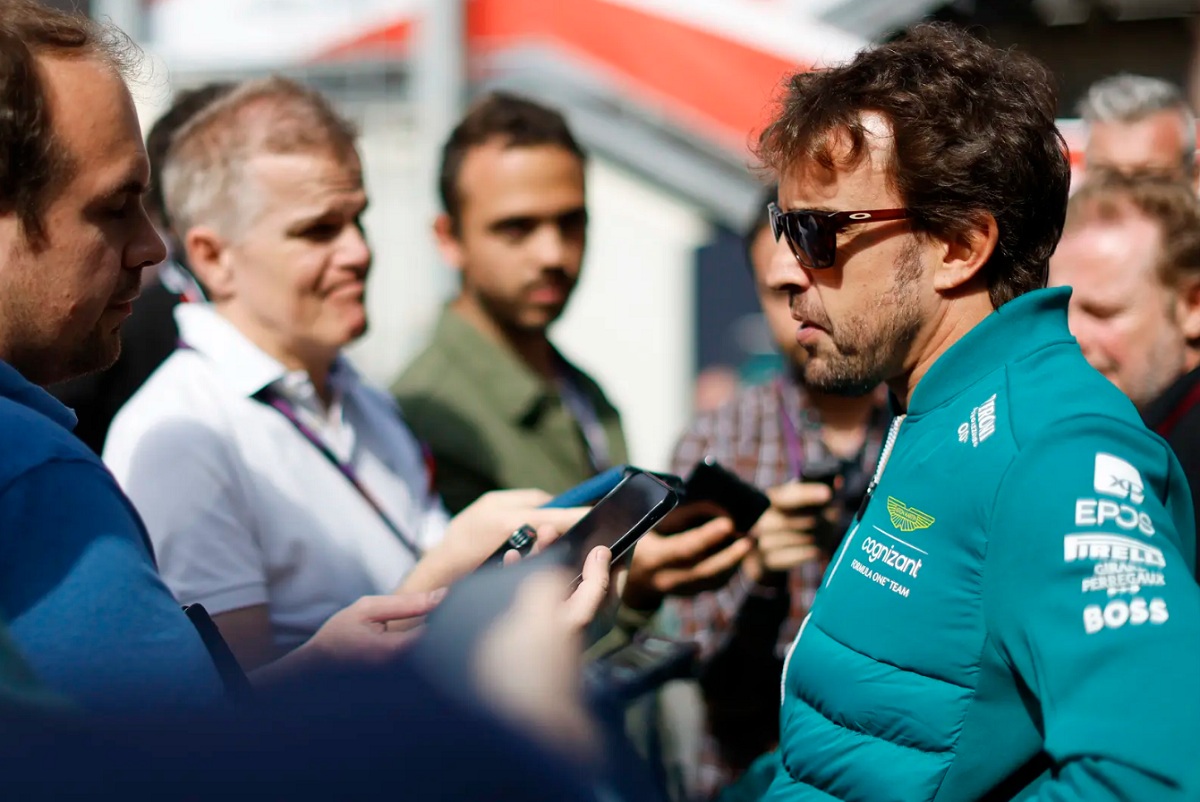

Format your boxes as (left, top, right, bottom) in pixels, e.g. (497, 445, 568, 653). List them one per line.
(733, 22, 1200, 802)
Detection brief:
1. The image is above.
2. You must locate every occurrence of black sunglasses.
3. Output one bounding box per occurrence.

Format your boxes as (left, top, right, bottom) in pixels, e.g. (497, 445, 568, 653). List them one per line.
(768, 202, 912, 269)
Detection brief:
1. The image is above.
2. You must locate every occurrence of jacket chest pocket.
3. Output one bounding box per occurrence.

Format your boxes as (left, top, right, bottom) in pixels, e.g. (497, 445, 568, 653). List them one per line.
(815, 497, 988, 684)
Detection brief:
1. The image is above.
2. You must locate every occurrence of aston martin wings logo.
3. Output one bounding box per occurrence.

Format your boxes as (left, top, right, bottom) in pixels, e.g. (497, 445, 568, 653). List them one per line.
(887, 497, 935, 532)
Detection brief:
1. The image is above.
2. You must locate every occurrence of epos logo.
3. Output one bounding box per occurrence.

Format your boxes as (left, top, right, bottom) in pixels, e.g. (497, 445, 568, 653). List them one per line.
(1075, 499, 1155, 536)
(1094, 453, 1145, 504)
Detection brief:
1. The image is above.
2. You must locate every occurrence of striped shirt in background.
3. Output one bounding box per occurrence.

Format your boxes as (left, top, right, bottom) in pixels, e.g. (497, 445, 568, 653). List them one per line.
(659, 373, 889, 800)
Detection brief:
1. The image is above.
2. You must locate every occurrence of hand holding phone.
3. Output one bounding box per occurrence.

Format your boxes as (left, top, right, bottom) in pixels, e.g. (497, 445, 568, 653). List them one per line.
(484, 468, 678, 574)
(547, 470, 678, 584)
(799, 454, 847, 555)
(621, 515, 752, 611)
(744, 481, 831, 583)
(668, 457, 771, 533)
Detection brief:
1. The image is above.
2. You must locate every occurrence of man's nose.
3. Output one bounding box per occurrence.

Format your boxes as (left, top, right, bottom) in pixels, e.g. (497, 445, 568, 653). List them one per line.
(531, 224, 569, 267)
(764, 235, 813, 295)
(127, 209, 168, 271)
(338, 225, 372, 273)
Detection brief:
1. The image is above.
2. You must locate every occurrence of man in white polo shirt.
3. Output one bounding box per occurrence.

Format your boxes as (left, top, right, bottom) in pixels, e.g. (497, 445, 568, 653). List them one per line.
(104, 76, 586, 672)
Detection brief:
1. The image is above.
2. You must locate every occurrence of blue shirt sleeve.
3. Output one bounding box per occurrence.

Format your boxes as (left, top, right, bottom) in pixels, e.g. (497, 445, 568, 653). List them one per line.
(0, 458, 224, 713)
(985, 415, 1200, 801)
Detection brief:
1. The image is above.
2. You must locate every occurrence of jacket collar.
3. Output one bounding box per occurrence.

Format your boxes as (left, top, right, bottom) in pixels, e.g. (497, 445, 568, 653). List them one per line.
(175, 304, 358, 400)
(1142, 364, 1200, 432)
(906, 286, 1076, 416)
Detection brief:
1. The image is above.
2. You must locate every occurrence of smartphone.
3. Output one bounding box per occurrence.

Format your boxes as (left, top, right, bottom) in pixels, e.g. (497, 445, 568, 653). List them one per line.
(486, 466, 677, 568)
(800, 454, 846, 555)
(540, 465, 630, 508)
(678, 457, 771, 533)
(550, 470, 678, 582)
(638, 468, 686, 497)
(799, 453, 842, 489)
(584, 637, 700, 705)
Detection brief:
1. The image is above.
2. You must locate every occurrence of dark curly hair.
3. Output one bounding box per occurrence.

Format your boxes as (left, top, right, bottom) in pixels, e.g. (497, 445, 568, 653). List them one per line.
(757, 23, 1070, 308)
(0, 0, 138, 249)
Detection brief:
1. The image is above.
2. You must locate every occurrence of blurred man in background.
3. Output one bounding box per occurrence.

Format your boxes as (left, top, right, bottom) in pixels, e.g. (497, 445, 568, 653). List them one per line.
(395, 90, 768, 645)
(1049, 170, 1200, 548)
(661, 187, 888, 799)
(46, 83, 227, 454)
(395, 92, 627, 513)
(1080, 73, 1197, 188)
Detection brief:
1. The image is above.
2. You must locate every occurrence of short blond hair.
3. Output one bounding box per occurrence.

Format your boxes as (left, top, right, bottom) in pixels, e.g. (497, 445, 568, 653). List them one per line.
(162, 75, 359, 241)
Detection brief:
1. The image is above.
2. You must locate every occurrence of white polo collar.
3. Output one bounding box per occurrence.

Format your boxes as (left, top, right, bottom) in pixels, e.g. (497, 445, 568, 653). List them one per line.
(173, 304, 359, 400)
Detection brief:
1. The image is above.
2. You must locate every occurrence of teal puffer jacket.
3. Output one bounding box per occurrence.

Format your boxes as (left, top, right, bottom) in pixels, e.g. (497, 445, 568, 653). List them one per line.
(758, 288, 1200, 802)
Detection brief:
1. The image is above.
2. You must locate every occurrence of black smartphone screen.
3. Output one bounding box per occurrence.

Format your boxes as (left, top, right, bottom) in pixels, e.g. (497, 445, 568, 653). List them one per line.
(554, 470, 678, 580)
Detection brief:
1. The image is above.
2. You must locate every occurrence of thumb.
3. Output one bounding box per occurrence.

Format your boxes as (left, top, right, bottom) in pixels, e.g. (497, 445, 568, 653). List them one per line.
(564, 546, 611, 630)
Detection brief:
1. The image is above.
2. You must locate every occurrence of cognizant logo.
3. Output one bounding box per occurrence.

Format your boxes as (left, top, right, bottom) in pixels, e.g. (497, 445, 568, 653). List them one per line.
(861, 536, 923, 579)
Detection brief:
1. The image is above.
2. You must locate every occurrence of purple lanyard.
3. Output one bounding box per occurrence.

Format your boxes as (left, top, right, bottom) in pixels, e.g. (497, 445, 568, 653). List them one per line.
(251, 387, 424, 560)
(775, 378, 806, 479)
(176, 339, 424, 559)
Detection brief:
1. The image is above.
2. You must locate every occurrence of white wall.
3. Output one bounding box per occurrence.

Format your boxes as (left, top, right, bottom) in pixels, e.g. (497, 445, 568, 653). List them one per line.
(346, 101, 452, 384)
(554, 159, 711, 472)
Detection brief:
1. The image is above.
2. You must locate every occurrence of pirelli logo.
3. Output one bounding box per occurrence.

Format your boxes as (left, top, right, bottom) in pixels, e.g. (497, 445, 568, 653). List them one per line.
(1063, 534, 1165, 567)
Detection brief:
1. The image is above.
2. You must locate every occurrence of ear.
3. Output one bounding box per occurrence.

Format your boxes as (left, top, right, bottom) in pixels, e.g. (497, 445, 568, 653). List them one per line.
(1174, 277, 1200, 342)
(183, 226, 235, 302)
(432, 213, 465, 272)
(932, 212, 1000, 293)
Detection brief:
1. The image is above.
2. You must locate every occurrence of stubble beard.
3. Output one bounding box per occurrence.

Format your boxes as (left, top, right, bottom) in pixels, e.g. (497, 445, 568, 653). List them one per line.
(62, 325, 123, 383)
(799, 242, 924, 396)
(6, 321, 121, 387)
(479, 292, 562, 340)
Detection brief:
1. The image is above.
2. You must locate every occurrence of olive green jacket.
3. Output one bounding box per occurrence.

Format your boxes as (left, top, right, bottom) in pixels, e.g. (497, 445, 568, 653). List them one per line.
(393, 307, 628, 513)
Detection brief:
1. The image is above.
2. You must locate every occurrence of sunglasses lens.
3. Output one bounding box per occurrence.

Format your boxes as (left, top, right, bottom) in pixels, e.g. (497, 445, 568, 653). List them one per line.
(769, 206, 839, 268)
(781, 213, 834, 269)
(804, 216, 836, 268)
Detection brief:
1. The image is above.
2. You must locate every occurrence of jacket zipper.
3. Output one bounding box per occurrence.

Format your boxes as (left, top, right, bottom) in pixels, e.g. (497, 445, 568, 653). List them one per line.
(779, 413, 906, 703)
